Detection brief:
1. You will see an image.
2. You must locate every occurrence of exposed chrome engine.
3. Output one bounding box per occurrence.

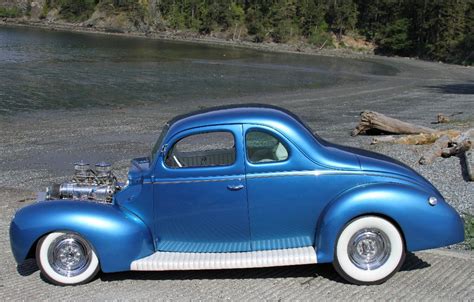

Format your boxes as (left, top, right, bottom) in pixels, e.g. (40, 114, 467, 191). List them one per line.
(46, 161, 120, 203)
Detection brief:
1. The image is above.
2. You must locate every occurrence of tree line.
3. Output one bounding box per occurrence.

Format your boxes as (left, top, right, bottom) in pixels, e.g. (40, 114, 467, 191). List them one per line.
(156, 0, 473, 65)
(11, 0, 474, 65)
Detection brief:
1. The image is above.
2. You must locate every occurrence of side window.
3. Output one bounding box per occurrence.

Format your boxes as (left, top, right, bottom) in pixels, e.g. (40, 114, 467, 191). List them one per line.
(165, 131, 235, 168)
(246, 130, 289, 163)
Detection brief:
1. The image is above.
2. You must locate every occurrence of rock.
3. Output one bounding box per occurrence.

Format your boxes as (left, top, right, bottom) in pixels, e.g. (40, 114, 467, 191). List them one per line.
(45, 7, 58, 22)
(85, 9, 107, 27)
(341, 34, 375, 51)
(85, 9, 140, 33)
(29, 0, 45, 20)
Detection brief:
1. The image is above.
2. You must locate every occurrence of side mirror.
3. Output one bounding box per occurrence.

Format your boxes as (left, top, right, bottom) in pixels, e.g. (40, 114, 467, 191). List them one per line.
(160, 144, 168, 156)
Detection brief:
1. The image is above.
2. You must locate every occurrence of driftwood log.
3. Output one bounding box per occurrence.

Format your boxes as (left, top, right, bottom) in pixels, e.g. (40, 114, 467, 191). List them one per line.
(441, 129, 473, 157)
(419, 135, 452, 165)
(371, 130, 461, 145)
(435, 112, 463, 124)
(465, 150, 474, 181)
(437, 114, 450, 124)
(352, 111, 473, 181)
(351, 111, 436, 136)
(408, 128, 473, 168)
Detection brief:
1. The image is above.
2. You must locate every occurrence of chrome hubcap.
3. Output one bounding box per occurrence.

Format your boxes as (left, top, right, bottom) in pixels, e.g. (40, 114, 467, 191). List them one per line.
(348, 228, 391, 270)
(48, 234, 91, 277)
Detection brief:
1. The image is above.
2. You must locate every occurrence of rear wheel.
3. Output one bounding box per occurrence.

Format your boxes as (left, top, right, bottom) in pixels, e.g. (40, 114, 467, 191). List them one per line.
(36, 232, 100, 285)
(333, 216, 405, 285)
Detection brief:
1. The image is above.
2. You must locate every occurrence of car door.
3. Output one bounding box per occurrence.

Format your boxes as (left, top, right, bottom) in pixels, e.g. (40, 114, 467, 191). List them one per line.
(244, 124, 325, 251)
(153, 124, 251, 253)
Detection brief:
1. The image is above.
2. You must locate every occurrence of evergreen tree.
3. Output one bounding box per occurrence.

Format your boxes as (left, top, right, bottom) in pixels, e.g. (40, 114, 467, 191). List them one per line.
(376, 18, 412, 55)
(33, 0, 474, 64)
(269, 0, 299, 43)
(327, 0, 358, 38)
(296, 0, 328, 37)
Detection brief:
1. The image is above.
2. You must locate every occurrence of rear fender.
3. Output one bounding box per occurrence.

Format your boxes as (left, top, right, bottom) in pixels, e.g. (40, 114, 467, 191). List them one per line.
(315, 183, 464, 263)
(10, 200, 154, 273)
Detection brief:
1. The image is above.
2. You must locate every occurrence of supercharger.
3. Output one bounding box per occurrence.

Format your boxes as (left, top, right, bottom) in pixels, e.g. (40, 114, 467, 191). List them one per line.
(46, 161, 120, 203)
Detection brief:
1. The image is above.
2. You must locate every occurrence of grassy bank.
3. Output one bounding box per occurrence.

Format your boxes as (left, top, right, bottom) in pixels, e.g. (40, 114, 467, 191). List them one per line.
(0, 7, 21, 18)
(465, 214, 474, 250)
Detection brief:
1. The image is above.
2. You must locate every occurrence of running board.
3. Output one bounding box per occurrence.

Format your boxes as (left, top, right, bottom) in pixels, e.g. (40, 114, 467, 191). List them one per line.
(131, 246, 317, 271)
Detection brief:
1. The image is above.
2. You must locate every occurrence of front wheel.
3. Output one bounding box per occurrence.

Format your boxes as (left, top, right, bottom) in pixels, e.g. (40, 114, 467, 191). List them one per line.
(333, 216, 405, 285)
(36, 232, 100, 285)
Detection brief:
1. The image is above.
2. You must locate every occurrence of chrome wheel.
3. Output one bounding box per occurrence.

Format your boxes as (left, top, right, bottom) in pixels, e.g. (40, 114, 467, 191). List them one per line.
(348, 228, 391, 270)
(47, 234, 92, 277)
(334, 216, 405, 284)
(37, 232, 100, 285)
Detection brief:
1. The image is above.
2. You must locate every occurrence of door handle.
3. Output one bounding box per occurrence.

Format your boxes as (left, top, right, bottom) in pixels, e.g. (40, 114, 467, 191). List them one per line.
(227, 184, 244, 191)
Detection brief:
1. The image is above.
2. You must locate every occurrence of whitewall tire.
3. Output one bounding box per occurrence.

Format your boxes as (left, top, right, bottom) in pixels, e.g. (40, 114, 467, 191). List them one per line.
(36, 232, 100, 285)
(333, 216, 405, 285)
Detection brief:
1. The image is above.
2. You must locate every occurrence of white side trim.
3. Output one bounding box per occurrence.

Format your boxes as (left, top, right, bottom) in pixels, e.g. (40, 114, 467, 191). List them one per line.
(246, 170, 363, 179)
(145, 170, 365, 185)
(131, 246, 317, 271)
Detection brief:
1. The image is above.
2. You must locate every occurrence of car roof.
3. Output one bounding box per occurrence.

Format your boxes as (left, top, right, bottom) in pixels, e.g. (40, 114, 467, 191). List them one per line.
(158, 104, 361, 171)
(166, 104, 310, 135)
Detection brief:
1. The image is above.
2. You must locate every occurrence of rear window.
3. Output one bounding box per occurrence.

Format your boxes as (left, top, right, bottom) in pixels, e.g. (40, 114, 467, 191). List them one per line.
(246, 130, 288, 163)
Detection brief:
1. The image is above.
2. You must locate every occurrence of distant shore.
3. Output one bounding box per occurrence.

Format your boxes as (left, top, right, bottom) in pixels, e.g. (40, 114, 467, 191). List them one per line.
(5, 18, 472, 67)
(0, 17, 375, 60)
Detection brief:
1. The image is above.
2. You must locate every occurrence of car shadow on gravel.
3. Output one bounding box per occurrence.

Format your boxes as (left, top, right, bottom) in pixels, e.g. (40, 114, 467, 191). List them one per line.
(17, 259, 38, 276)
(459, 154, 473, 182)
(426, 83, 474, 95)
(400, 252, 431, 271)
(99, 253, 429, 284)
(100, 263, 347, 284)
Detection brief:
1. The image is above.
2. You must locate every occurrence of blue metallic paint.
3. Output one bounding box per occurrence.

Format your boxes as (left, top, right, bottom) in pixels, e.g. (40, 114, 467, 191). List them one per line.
(315, 182, 464, 263)
(10, 201, 154, 272)
(242, 124, 363, 250)
(153, 124, 251, 252)
(246, 173, 362, 250)
(114, 182, 156, 247)
(153, 107, 361, 172)
(10, 105, 465, 272)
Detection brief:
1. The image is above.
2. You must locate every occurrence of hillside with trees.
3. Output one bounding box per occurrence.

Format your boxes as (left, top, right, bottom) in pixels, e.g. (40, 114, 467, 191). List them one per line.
(1, 0, 473, 65)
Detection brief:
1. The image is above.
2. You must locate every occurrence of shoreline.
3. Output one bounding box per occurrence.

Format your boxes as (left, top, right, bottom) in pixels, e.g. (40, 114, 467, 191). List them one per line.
(0, 17, 378, 60)
(4, 18, 472, 69)
(3, 18, 471, 69)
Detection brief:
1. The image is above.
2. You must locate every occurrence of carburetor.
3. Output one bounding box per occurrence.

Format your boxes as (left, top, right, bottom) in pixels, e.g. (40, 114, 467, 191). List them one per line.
(46, 161, 119, 203)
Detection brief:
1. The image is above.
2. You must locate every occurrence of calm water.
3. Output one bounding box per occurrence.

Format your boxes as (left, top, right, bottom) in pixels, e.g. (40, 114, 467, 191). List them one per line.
(0, 26, 398, 114)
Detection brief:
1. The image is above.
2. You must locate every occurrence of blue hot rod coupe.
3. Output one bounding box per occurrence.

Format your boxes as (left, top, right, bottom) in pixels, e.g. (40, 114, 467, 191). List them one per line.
(10, 105, 464, 285)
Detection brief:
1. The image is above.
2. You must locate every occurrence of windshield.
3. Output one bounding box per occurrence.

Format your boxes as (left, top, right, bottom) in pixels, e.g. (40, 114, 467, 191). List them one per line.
(151, 123, 170, 162)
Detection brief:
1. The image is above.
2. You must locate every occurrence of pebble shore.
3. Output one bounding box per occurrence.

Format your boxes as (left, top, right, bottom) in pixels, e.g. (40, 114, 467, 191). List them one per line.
(0, 41, 472, 250)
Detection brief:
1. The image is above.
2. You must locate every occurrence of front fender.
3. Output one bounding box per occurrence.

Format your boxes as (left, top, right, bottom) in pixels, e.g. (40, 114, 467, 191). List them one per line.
(315, 183, 464, 263)
(10, 200, 154, 273)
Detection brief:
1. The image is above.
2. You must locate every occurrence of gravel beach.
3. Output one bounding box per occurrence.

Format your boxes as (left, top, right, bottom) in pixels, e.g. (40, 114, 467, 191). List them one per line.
(1, 54, 472, 215)
(0, 46, 473, 299)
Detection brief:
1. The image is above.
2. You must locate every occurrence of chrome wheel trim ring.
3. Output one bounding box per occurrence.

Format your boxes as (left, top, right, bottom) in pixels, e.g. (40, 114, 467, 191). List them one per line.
(47, 234, 92, 277)
(347, 228, 391, 270)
